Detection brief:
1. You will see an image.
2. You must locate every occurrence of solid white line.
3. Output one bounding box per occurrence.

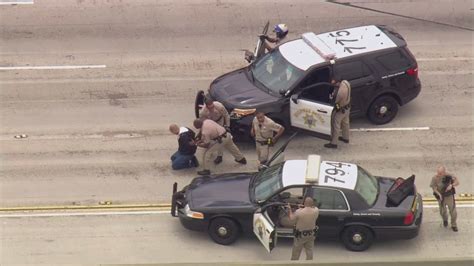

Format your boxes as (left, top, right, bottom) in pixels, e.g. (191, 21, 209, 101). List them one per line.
(0, 210, 170, 218)
(0, 132, 146, 141)
(0, 65, 106, 70)
(0, 1, 33, 5)
(1, 205, 473, 218)
(417, 57, 473, 61)
(350, 127, 430, 132)
(423, 204, 474, 209)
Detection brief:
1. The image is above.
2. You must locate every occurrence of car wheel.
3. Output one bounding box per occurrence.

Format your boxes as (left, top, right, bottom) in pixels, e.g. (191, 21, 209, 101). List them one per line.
(367, 95, 399, 125)
(208, 217, 240, 245)
(341, 225, 374, 251)
(195, 90, 205, 118)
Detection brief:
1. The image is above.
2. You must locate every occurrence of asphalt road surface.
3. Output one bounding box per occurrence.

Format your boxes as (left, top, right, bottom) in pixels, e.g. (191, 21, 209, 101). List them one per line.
(0, 0, 473, 264)
(1, 205, 473, 264)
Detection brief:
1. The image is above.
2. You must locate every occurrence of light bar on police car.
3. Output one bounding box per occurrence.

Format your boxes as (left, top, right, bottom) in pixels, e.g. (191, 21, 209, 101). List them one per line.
(302, 32, 336, 60)
(305, 154, 321, 183)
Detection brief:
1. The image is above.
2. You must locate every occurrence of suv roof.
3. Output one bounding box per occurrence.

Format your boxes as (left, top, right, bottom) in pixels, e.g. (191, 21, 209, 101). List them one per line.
(280, 25, 400, 71)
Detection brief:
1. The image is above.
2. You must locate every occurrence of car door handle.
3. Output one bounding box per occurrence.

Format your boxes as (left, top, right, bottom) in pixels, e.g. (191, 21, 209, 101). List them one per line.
(365, 81, 376, 86)
(317, 109, 327, 114)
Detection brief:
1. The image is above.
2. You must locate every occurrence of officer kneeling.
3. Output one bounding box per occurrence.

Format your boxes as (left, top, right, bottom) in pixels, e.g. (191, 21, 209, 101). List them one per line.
(287, 197, 319, 260)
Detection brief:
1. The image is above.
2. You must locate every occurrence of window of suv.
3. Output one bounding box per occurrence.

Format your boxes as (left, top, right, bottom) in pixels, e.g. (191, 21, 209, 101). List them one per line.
(376, 50, 411, 71)
(334, 61, 372, 81)
(251, 50, 305, 95)
(310, 187, 348, 210)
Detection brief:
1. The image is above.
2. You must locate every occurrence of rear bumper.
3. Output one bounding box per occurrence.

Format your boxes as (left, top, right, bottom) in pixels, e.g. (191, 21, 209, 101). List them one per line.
(400, 79, 421, 105)
(374, 194, 423, 240)
(373, 220, 421, 240)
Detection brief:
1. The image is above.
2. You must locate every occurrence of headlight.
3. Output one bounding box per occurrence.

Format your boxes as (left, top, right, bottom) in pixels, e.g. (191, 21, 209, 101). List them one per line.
(184, 204, 204, 219)
(230, 108, 257, 118)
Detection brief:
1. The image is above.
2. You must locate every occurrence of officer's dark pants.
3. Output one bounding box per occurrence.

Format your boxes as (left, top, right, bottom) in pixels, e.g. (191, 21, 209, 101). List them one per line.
(291, 235, 315, 260)
(171, 151, 198, 170)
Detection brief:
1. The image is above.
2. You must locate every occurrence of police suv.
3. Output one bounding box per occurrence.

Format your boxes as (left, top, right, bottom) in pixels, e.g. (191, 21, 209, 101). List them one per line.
(195, 25, 421, 139)
(171, 138, 423, 252)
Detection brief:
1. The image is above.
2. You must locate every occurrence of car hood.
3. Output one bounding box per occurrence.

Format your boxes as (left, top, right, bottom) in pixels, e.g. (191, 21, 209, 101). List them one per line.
(209, 68, 278, 108)
(187, 173, 255, 210)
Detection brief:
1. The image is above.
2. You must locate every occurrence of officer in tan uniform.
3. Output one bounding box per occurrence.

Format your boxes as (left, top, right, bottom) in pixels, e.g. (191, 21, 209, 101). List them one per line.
(288, 197, 319, 260)
(193, 119, 246, 176)
(325, 78, 351, 149)
(430, 166, 459, 232)
(199, 97, 230, 165)
(250, 112, 285, 167)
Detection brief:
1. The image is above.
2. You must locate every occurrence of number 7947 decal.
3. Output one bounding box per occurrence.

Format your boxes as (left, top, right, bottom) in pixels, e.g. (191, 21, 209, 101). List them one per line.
(319, 161, 358, 189)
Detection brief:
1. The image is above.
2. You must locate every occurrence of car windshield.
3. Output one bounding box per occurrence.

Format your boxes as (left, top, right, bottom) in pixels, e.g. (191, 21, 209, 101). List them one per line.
(251, 49, 304, 95)
(354, 166, 379, 206)
(253, 162, 285, 202)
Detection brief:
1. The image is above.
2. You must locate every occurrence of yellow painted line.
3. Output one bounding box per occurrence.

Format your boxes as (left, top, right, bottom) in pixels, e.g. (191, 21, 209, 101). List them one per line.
(0, 195, 472, 212)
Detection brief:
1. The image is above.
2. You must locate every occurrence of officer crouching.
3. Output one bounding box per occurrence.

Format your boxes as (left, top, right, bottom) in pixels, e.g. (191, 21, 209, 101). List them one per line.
(287, 197, 319, 260)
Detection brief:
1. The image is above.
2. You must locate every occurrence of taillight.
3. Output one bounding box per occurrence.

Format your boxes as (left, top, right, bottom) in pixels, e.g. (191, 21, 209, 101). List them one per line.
(404, 211, 414, 225)
(406, 67, 418, 78)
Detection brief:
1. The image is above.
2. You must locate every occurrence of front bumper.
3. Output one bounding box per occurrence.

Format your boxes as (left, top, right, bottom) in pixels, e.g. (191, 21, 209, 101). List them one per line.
(177, 207, 209, 232)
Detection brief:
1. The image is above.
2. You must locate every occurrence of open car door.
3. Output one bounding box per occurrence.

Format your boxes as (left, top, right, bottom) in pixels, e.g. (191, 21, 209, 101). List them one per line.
(245, 21, 270, 63)
(261, 132, 297, 169)
(254, 21, 270, 60)
(253, 209, 277, 252)
(289, 82, 335, 138)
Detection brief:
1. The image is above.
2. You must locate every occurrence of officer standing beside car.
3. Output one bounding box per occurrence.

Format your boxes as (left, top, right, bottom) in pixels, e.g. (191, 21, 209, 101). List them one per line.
(288, 197, 319, 260)
(199, 97, 230, 165)
(250, 111, 285, 168)
(430, 166, 459, 232)
(193, 118, 247, 176)
(325, 78, 351, 149)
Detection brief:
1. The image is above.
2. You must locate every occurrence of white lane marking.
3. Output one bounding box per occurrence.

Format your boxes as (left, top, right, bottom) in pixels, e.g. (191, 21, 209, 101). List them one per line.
(417, 57, 473, 61)
(0, 0, 33, 5)
(0, 133, 146, 141)
(0, 210, 170, 218)
(0, 65, 106, 70)
(350, 127, 430, 132)
(423, 204, 474, 209)
(0, 205, 473, 218)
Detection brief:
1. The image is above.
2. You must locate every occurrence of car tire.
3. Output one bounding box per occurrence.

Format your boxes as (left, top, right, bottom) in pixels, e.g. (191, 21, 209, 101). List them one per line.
(195, 90, 206, 118)
(208, 217, 240, 245)
(367, 95, 399, 125)
(341, 225, 374, 251)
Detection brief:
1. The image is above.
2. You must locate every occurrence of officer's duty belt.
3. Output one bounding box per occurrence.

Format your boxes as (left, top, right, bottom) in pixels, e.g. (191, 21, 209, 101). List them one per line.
(294, 228, 318, 238)
(212, 133, 227, 142)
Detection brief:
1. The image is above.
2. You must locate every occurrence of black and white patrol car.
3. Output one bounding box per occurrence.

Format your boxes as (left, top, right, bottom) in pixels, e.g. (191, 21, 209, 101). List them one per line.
(171, 138, 423, 252)
(195, 25, 421, 139)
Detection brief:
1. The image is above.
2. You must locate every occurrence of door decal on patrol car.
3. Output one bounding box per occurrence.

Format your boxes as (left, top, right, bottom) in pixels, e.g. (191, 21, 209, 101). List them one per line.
(293, 108, 324, 128)
(319, 161, 358, 190)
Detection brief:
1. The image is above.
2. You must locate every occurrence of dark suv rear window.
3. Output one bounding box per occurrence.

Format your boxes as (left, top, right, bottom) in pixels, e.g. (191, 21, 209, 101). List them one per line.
(334, 61, 372, 81)
(376, 50, 412, 71)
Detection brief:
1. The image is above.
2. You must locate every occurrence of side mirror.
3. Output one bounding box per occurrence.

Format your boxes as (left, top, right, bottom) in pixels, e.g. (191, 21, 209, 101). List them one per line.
(280, 192, 291, 199)
(290, 94, 298, 104)
(279, 88, 287, 96)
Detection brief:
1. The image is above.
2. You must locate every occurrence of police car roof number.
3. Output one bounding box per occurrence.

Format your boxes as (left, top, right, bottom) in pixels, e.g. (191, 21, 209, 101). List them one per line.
(319, 161, 357, 190)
